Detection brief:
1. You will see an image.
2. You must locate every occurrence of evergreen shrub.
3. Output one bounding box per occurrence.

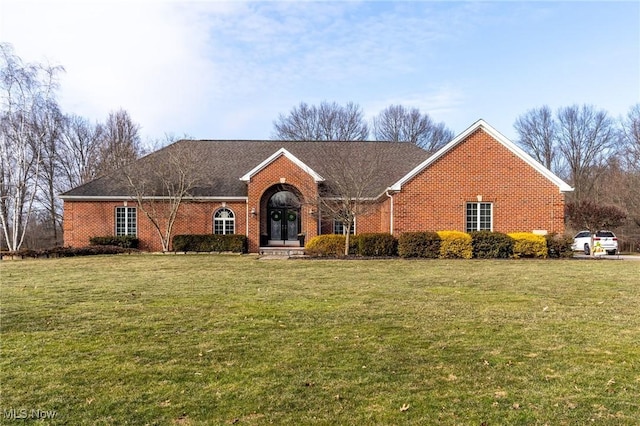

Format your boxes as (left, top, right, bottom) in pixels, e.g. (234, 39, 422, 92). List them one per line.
(172, 234, 247, 253)
(397, 232, 441, 258)
(305, 235, 346, 257)
(470, 231, 514, 259)
(355, 233, 398, 257)
(508, 232, 548, 258)
(89, 235, 139, 249)
(437, 231, 473, 259)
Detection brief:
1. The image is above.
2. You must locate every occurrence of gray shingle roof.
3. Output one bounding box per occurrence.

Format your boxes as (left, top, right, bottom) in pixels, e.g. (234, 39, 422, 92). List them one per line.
(61, 140, 432, 199)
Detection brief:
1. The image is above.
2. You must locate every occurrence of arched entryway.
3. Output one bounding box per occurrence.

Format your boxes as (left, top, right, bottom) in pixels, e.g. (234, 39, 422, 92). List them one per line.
(264, 187, 302, 246)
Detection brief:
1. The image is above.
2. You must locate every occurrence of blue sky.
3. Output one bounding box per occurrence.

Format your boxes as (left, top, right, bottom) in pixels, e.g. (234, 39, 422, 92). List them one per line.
(2, 1, 638, 144)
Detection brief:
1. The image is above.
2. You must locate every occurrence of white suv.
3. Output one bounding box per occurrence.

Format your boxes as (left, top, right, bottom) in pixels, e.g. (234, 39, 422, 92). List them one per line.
(572, 230, 618, 255)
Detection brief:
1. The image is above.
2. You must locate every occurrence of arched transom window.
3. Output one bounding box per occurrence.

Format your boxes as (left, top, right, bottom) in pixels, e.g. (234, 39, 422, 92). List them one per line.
(213, 208, 235, 235)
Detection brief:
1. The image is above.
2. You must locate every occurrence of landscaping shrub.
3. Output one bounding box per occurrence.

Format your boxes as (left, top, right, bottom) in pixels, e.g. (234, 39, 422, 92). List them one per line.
(437, 231, 473, 259)
(172, 234, 247, 253)
(305, 235, 346, 257)
(470, 231, 514, 259)
(55, 246, 134, 257)
(545, 233, 575, 258)
(355, 233, 397, 257)
(397, 232, 441, 258)
(1, 246, 134, 259)
(89, 235, 139, 249)
(508, 232, 548, 258)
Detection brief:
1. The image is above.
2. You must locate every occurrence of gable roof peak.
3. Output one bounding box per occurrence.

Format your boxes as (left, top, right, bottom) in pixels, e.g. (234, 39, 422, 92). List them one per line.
(389, 119, 573, 193)
(239, 147, 324, 182)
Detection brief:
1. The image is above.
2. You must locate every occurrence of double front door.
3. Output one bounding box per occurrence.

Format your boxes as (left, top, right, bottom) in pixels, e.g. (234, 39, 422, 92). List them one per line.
(268, 208, 300, 243)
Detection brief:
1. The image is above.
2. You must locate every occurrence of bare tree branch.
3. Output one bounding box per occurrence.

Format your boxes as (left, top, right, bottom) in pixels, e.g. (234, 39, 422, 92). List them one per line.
(514, 105, 560, 173)
(96, 109, 143, 175)
(301, 143, 389, 255)
(123, 138, 205, 252)
(557, 104, 617, 200)
(273, 101, 369, 141)
(373, 104, 454, 152)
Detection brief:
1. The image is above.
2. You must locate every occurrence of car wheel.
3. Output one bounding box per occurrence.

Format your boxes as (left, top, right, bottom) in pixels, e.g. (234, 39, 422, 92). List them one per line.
(607, 250, 616, 255)
(584, 244, 590, 255)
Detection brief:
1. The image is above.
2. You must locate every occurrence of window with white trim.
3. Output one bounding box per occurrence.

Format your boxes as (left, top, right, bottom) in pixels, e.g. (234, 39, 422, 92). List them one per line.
(333, 219, 355, 235)
(115, 206, 137, 236)
(466, 202, 492, 232)
(214, 208, 235, 235)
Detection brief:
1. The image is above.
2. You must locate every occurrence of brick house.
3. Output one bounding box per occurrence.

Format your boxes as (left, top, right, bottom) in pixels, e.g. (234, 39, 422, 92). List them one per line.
(61, 120, 573, 252)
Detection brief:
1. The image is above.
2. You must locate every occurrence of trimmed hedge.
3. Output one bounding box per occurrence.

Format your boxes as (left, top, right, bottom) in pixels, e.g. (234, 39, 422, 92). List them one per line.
(305, 235, 347, 257)
(470, 231, 514, 259)
(398, 232, 441, 258)
(508, 232, 548, 258)
(90, 235, 139, 249)
(545, 233, 575, 259)
(2, 245, 135, 258)
(437, 231, 473, 259)
(355, 233, 397, 257)
(172, 234, 247, 253)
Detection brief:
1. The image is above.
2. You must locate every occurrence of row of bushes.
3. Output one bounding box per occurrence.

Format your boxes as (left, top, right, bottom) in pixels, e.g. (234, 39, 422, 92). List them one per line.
(172, 234, 247, 253)
(305, 231, 574, 259)
(1, 245, 136, 259)
(90, 235, 140, 248)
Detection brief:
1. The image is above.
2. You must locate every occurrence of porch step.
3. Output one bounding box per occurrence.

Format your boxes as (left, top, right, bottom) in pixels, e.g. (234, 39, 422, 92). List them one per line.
(259, 247, 306, 258)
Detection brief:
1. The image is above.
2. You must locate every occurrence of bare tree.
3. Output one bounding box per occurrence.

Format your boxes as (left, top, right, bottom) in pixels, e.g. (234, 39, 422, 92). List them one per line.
(514, 105, 560, 173)
(619, 104, 640, 229)
(96, 109, 143, 175)
(372, 104, 454, 152)
(303, 143, 391, 255)
(273, 101, 369, 141)
(57, 114, 104, 190)
(621, 103, 640, 171)
(34, 96, 65, 246)
(124, 136, 204, 252)
(556, 104, 617, 200)
(0, 43, 63, 251)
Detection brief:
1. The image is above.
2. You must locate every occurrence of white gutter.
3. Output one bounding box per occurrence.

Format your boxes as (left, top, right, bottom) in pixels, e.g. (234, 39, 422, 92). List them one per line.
(245, 199, 250, 236)
(385, 190, 394, 235)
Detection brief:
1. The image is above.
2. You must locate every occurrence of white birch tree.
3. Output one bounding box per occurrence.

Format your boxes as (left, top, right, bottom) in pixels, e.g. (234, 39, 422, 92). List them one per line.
(0, 43, 63, 251)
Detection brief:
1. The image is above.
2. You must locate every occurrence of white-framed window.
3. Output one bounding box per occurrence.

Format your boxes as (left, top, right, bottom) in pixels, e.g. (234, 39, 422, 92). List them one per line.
(466, 202, 492, 232)
(115, 206, 137, 236)
(333, 219, 355, 235)
(214, 208, 235, 235)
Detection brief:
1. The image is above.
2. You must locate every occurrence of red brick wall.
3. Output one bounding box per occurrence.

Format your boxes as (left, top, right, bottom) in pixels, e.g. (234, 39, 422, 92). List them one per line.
(354, 201, 388, 234)
(246, 154, 320, 252)
(392, 128, 566, 235)
(63, 200, 247, 252)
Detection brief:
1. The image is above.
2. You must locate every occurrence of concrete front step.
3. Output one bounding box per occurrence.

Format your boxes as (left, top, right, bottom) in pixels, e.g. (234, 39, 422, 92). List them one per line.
(259, 247, 306, 257)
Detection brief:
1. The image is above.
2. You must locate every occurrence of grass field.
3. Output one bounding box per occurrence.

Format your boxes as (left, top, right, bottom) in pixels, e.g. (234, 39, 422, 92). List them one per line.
(1, 255, 639, 425)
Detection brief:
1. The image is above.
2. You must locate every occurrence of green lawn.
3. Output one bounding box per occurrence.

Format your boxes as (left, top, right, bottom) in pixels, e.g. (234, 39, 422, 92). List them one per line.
(1, 255, 639, 425)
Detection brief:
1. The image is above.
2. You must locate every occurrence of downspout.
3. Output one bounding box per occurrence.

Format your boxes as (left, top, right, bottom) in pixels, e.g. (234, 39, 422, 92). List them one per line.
(246, 199, 249, 236)
(385, 190, 394, 235)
